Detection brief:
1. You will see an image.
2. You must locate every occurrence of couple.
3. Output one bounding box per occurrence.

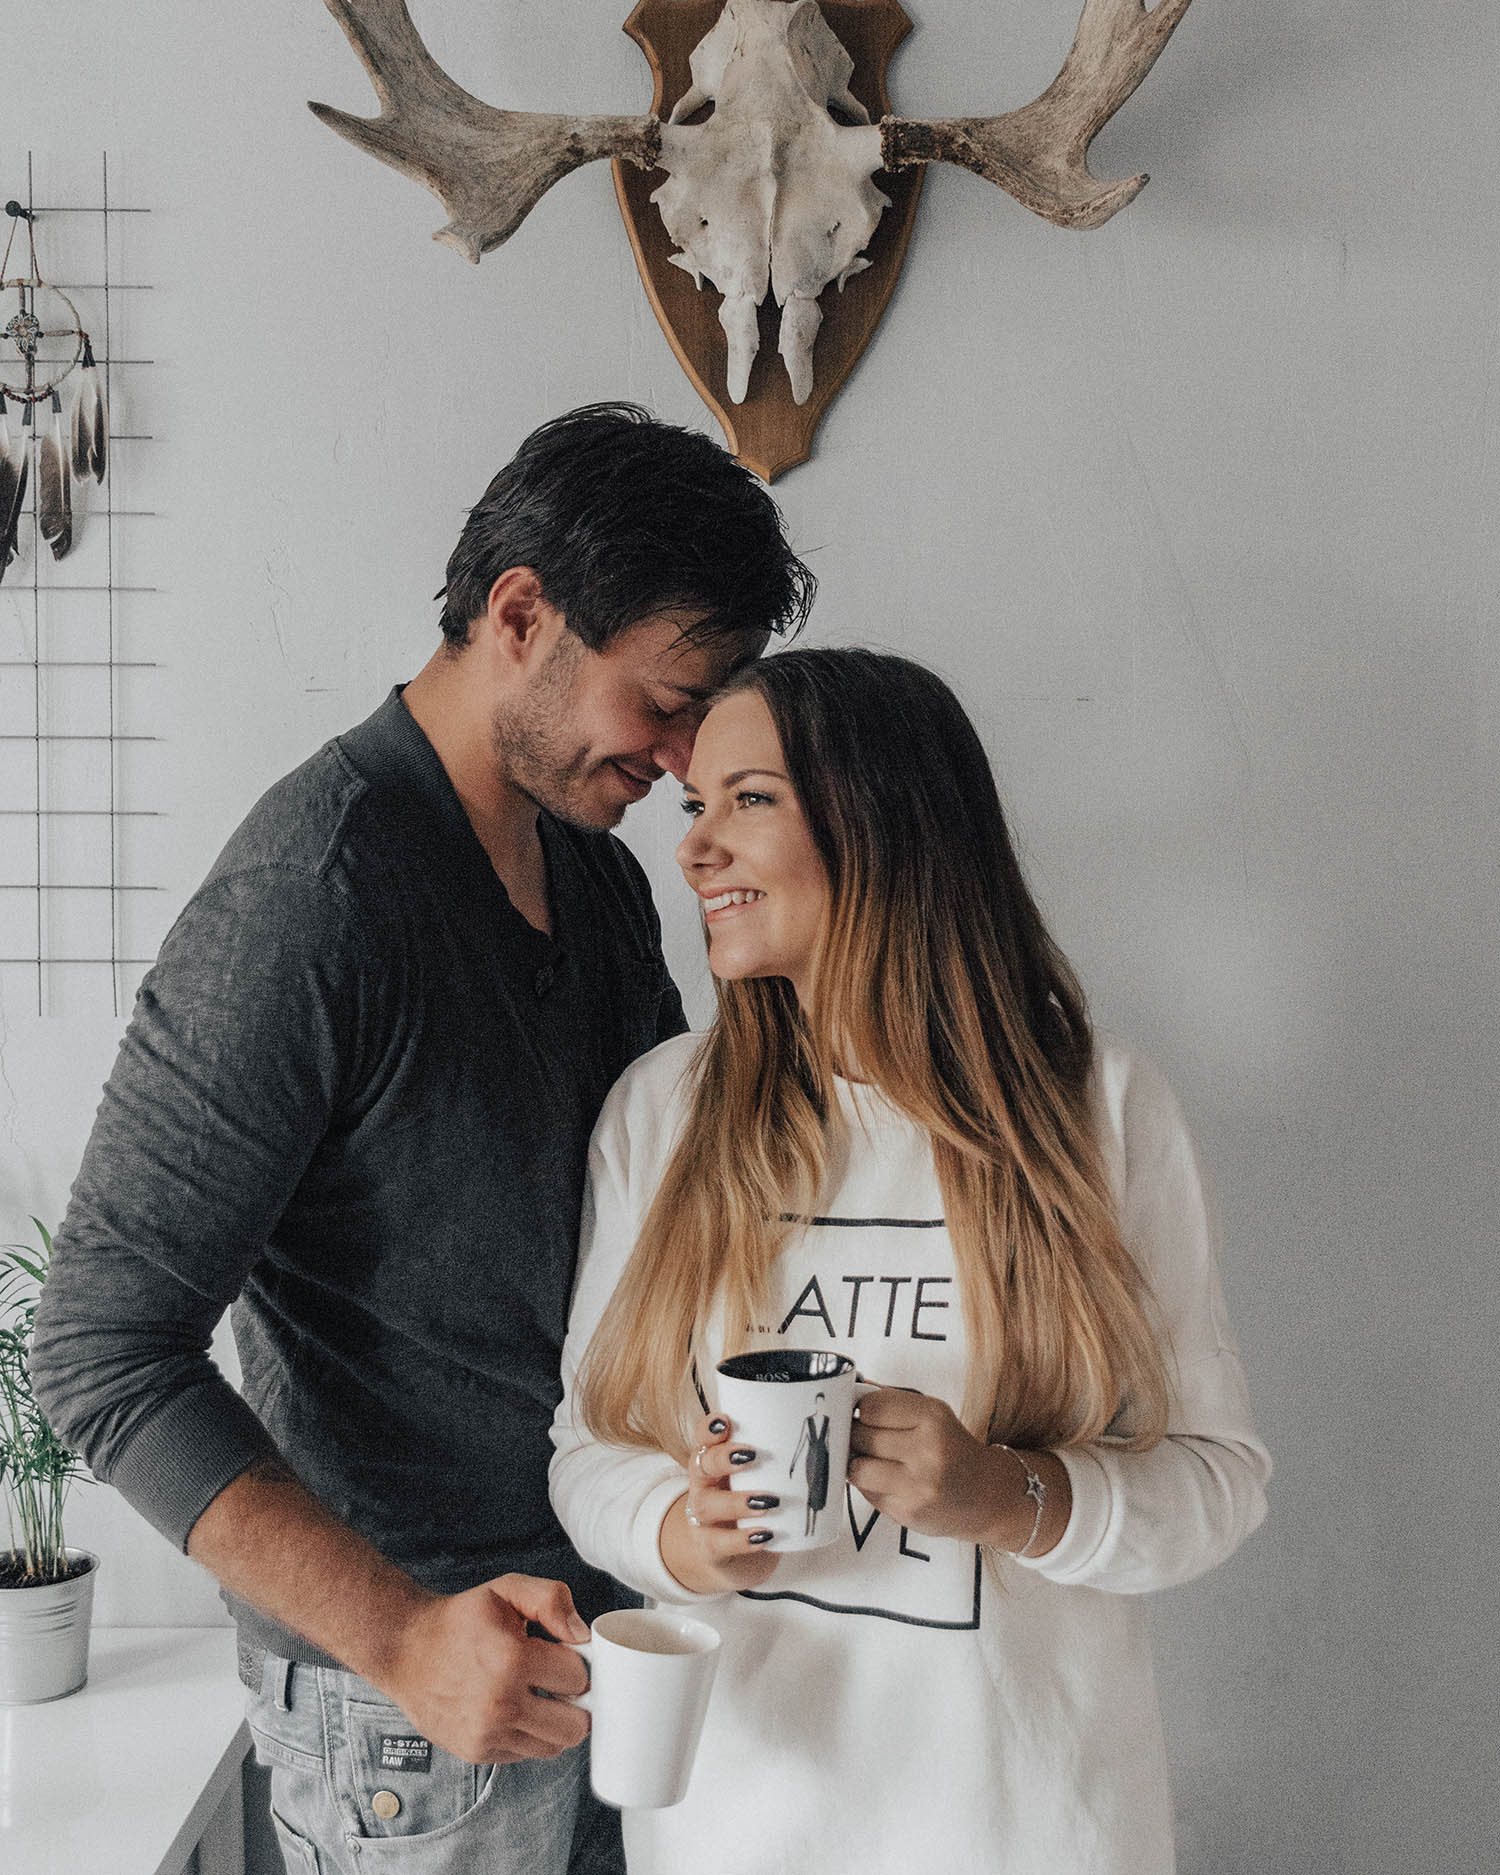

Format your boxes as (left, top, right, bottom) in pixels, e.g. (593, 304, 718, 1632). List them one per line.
(33, 405, 1269, 1875)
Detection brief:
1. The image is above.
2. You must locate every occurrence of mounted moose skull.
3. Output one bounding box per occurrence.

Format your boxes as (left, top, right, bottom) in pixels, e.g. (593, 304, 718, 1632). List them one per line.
(311, 0, 1195, 459)
(653, 1, 888, 406)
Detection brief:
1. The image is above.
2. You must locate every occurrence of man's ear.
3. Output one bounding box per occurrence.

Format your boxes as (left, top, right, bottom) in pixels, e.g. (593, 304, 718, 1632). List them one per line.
(479, 567, 561, 669)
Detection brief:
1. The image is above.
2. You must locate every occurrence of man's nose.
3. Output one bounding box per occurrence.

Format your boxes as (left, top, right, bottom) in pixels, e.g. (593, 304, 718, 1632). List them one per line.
(652, 721, 699, 784)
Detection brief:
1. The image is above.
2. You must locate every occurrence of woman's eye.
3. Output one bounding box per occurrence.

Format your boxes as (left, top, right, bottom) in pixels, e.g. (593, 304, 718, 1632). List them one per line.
(679, 791, 773, 816)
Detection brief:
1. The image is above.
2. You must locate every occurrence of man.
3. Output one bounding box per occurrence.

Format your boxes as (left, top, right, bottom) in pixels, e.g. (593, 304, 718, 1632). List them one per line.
(31, 404, 812, 1873)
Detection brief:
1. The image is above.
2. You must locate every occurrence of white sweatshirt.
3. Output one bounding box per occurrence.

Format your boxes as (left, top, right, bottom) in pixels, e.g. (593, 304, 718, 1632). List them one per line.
(550, 1033, 1270, 1875)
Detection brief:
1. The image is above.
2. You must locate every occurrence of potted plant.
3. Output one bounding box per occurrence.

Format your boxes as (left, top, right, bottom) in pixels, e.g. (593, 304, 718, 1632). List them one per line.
(0, 1218, 96, 1703)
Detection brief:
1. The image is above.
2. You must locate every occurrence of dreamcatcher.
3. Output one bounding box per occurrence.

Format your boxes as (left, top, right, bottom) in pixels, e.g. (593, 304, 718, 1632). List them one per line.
(0, 201, 107, 580)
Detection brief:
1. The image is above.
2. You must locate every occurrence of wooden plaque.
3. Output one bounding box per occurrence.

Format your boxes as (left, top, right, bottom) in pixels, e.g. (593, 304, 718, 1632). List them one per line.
(614, 0, 922, 481)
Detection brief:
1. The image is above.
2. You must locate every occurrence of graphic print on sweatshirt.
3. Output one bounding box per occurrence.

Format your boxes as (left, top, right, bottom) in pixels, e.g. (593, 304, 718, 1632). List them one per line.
(717, 1212, 984, 1631)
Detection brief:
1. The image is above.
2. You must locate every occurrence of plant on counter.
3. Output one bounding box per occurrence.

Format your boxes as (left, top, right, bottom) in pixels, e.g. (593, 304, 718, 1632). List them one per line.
(0, 1219, 89, 1589)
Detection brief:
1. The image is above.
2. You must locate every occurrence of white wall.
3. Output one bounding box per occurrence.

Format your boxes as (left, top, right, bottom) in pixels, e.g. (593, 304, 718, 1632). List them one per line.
(3, 3, 1495, 1867)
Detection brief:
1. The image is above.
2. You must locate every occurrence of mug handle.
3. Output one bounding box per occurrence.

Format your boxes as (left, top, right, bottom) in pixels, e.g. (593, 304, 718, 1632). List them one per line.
(852, 1379, 882, 1414)
(562, 1639, 594, 1712)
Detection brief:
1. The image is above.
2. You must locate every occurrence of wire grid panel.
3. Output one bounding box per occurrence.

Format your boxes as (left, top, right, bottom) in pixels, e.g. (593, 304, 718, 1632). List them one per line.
(0, 151, 165, 1018)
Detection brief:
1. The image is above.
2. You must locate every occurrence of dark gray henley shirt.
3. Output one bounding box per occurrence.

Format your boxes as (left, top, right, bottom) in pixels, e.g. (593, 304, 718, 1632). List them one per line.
(31, 689, 686, 1665)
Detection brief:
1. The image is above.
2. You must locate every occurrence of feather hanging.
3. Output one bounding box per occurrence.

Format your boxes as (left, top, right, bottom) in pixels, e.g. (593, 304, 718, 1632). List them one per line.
(89, 380, 108, 482)
(71, 335, 106, 483)
(0, 397, 28, 582)
(38, 390, 72, 562)
(69, 370, 88, 480)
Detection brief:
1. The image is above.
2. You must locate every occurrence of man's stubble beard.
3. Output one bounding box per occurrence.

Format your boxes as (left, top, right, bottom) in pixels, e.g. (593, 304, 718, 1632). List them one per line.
(490, 630, 624, 832)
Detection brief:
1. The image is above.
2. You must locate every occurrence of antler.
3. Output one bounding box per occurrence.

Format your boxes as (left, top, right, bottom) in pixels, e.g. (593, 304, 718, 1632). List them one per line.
(309, 0, 661, 262)
(881, 0, 1196, 232)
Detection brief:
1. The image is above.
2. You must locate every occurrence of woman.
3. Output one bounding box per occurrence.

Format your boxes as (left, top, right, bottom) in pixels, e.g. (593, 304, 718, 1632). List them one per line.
(550, 649, 1269, 1875)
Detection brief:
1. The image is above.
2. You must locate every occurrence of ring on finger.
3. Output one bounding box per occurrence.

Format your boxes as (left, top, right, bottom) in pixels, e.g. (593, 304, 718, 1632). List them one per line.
(693, 1444, 708, 1473)
(685, 1506, 701, 1527)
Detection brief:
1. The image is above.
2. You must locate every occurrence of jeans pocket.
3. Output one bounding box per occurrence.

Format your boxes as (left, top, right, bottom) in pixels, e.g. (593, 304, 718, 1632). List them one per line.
(270, 1806, 323, 1873)
(247, 1664, 326, 1774)
(338, 1697, 490, 1840)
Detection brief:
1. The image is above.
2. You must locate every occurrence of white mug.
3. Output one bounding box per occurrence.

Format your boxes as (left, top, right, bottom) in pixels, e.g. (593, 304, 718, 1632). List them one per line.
(714, 1348, 877, 1551)
(568, 1608, 721, 1809)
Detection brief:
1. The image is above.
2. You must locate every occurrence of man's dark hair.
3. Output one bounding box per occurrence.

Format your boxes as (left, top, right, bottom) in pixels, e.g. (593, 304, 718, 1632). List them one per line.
(438, 403, 815, 651)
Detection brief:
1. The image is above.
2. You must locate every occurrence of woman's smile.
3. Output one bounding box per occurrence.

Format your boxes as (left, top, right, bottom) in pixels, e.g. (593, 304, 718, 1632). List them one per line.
(676, 689, 829, 1003)
(701, 888, 768, 919)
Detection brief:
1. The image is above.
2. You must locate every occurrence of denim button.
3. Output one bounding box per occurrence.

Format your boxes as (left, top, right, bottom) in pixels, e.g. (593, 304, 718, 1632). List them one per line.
(371, 1790, 401, 1819)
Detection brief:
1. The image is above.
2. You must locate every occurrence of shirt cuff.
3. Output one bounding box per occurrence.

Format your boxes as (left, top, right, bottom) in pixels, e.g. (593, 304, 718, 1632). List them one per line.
(629, 1473, 730, 1608)
(108, 1380, 279, 1552)
(1011, 1444, 1114, 1583)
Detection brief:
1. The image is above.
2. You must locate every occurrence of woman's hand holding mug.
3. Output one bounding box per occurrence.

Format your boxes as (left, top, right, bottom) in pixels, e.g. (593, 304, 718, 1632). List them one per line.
(660, 1412, 783, 1595)
(849, 1389, 1071, 1554)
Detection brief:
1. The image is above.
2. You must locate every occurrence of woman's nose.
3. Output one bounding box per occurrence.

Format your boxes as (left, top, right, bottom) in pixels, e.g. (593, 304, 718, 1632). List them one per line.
(675, 815, 725, 874)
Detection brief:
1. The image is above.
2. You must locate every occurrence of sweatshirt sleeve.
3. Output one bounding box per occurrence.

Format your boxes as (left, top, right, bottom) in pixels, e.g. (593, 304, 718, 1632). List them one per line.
(29, 866, 364, 1551)
(549, 1042, 721, 1607)
(1015, 1048, 1272, 1595)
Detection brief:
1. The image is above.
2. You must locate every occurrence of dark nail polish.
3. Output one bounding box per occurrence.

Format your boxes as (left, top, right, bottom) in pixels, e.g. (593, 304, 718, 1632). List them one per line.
(707, 1417, 728, 1435)
(746, 1495, 779, 1511)
(729, 1448, 756, 1466)
(747, 1529, 775, 1545)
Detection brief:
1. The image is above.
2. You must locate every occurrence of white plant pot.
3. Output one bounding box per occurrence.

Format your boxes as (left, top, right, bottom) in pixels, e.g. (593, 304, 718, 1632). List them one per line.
(0, 1549, 98, 1704)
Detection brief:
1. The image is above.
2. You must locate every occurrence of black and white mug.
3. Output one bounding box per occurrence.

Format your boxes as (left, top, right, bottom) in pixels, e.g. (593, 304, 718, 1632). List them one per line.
(714, 1348, 876, 1551)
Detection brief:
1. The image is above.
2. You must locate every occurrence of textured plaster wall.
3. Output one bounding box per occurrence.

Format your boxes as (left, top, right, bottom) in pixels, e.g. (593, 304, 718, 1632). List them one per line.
(2, 3, 1495, 1869)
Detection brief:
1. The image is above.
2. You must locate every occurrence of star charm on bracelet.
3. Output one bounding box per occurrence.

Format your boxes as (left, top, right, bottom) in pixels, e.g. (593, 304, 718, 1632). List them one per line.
(999, 1444, 1048, 1557)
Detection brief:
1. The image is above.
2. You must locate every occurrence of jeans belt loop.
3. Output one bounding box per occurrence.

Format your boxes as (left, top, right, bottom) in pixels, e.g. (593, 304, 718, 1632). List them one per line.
(274, 1656, 295, 1712)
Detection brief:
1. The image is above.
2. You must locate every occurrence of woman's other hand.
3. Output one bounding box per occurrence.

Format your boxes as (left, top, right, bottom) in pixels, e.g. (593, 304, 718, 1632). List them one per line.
(849, 1389, 1071, 1555)
(658, 1412, 783, 1595)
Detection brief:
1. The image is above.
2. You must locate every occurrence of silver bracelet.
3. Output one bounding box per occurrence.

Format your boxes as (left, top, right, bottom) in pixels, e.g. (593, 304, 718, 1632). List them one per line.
(998, 1444, 1048, 1557)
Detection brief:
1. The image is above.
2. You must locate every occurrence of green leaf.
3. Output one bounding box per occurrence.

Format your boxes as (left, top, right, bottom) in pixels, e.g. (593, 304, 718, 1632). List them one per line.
(0, 1214, 80, 1576)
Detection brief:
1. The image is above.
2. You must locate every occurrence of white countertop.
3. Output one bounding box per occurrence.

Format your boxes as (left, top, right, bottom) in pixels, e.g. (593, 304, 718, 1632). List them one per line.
(0, 1626, 248, 1875)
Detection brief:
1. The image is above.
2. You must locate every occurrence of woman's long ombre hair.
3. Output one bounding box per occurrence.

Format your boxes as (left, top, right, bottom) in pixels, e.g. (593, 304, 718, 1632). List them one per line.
(577, 649, 1170, 1461)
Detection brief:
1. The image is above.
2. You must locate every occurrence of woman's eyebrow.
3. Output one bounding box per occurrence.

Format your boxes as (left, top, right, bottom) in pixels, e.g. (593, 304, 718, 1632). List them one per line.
(681, 767, 789, 797)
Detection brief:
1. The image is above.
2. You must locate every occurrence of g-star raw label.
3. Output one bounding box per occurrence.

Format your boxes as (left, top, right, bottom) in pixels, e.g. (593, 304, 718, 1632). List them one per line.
(379, 1734, 433, 1773)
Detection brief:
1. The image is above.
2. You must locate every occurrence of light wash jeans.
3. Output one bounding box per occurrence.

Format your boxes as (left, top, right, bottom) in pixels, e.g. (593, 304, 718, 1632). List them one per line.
(242, 1646, 624, 1875)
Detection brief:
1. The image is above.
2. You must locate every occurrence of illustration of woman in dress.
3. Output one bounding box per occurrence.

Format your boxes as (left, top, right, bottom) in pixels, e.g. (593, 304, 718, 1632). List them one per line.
(789, 1390, 831, 1536)
(551, 648, 1270, 1875)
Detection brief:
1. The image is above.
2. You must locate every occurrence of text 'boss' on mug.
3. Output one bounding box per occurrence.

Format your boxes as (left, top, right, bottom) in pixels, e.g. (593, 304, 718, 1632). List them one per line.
(568, 1608, 721, 1809)
(714, 1348, 876, 1551)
